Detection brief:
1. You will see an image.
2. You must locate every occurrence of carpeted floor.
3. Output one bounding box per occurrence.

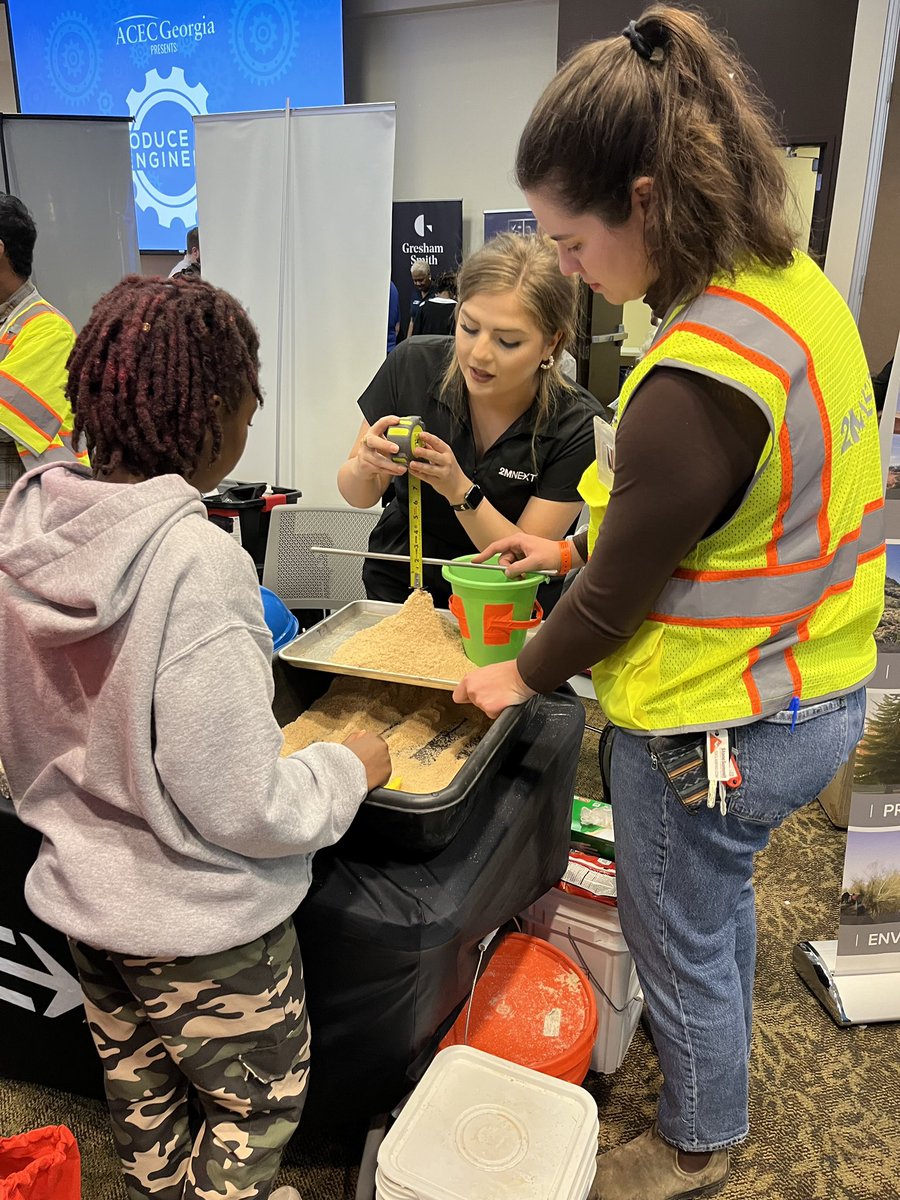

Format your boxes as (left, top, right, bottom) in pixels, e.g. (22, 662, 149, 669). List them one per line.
(2, 702, 898, 1199)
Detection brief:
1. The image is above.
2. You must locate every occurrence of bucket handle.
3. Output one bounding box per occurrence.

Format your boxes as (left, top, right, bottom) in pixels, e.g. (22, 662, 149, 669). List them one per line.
(483, 600, 543, 645)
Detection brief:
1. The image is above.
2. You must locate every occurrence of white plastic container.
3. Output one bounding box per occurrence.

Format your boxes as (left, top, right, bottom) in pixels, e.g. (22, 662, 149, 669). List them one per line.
(376, 1045, 598, 1200)
(521, 888, 643, 1074)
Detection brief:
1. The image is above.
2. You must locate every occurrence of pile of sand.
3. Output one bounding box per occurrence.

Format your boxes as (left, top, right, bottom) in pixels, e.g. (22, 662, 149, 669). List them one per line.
(331, 589, 472, 681)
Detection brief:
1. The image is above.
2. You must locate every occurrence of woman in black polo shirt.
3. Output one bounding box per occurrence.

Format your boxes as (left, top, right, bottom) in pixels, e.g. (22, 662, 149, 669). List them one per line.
(338, 234, 604, 608)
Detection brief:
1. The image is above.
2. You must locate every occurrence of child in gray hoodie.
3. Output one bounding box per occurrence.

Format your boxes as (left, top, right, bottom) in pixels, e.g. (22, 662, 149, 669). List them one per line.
(0, 274, 391, 1200)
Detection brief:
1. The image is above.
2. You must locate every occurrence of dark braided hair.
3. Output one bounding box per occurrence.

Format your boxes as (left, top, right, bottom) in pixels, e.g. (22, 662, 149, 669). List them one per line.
(68, 274, 262, 479)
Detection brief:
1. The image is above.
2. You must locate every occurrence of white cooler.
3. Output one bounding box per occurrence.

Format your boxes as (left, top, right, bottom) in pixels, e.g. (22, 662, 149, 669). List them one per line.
(376, 1045, 599, 1200)
(521, 888, 643, 1074)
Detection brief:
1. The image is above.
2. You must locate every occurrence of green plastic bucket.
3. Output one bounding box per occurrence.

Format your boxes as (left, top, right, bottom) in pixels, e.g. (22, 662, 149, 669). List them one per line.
(442, 554, 545, 666)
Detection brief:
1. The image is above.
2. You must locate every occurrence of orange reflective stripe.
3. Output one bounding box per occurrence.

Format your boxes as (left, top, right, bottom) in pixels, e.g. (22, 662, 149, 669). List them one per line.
(742, 647, 762, 714)
(858, 544, 886, 567)
(650, 550, 882, 628)
(706, 284, 832, 555)
(783, 644, 803, 695)
(655, 317, 799, 566)
(674, 500, 883, 582)
(654, 320, 792, 392)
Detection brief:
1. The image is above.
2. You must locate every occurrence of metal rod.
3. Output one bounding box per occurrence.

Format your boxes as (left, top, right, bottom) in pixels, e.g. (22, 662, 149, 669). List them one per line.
(309, 545, 557, 576)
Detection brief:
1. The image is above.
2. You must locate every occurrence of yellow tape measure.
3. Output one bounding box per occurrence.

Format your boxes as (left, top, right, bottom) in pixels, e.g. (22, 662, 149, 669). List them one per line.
(386, 415, 425, 591)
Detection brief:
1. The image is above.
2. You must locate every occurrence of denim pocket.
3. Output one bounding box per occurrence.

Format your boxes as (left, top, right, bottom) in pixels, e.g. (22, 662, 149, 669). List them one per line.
(725, 697, 857, 828)
(762, 698, 843, 726)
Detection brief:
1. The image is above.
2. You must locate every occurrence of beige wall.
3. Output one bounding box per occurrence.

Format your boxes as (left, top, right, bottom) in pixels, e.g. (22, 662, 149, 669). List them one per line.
(140, 252, 181, 277)
(344, 0, 558, 254)
(857, 35, 900, 372)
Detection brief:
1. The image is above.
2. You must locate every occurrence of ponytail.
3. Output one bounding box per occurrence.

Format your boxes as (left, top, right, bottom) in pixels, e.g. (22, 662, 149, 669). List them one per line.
(516, 5, 795, 308)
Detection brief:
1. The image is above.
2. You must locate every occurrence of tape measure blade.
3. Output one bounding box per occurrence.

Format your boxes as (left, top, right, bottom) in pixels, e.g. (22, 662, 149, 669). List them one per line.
(408, 474, 423, 590)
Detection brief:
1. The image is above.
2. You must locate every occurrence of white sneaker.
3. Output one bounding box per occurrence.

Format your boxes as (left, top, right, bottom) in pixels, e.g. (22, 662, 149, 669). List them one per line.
(270, 1189, 302, 1200)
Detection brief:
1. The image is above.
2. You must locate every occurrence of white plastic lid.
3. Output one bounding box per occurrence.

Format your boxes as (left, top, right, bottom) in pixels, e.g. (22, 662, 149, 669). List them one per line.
(377, 1046, 599, 1200)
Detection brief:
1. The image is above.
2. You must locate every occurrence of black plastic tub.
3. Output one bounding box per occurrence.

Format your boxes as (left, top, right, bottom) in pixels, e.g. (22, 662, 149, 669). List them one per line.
(272, 659, 537, 856)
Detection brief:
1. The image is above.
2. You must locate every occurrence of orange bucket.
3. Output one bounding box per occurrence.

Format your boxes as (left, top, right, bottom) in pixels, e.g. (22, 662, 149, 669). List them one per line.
(440, 933, 598, 1084)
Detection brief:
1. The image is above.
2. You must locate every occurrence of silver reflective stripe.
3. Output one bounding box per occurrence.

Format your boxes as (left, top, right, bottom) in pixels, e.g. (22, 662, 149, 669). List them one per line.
(20, 441, 78, 466)
(663, 289, 830, 565)
(745, 631, 798, 710)
(651, 504, 883, 623)
(0, 372, 62, 441)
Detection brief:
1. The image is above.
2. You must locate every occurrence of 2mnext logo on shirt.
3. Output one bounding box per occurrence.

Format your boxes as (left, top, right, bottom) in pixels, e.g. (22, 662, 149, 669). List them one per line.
(499, 466, 538, 482)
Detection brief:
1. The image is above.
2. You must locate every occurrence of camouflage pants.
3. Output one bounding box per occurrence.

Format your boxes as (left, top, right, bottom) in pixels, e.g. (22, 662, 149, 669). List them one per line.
(70, 918, 310, 1199)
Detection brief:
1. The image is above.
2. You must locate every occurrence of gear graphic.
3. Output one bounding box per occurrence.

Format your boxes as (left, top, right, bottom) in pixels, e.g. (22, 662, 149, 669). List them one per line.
(126, 68, 209, 230)
(230, 0, 298, 86)
(128, 40, 154, 72)
(46, 11, 101, 105)
(97, 90, 114, 115)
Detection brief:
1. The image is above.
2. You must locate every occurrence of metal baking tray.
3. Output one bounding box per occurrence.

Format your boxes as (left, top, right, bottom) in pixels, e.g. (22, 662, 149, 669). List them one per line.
(278, 600, 467, 690)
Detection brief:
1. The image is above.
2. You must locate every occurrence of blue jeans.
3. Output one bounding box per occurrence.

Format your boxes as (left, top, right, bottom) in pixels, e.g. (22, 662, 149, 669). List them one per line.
(609, 688, 866, 1152)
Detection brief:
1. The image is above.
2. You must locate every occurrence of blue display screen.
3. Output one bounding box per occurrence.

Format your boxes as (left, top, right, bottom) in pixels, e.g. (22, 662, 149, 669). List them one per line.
(7, 1, 344, 250)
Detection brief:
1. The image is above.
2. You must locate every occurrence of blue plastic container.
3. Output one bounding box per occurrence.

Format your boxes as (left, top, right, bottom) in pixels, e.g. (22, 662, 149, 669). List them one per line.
(260, 586, 299, 652)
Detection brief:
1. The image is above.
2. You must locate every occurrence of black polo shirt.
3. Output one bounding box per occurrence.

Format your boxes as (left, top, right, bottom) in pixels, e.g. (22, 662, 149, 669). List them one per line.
(357, 335, 605, 608)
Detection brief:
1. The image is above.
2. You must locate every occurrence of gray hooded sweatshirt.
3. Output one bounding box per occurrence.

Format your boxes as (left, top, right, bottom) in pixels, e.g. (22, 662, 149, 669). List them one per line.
(0, 463, 367, 957)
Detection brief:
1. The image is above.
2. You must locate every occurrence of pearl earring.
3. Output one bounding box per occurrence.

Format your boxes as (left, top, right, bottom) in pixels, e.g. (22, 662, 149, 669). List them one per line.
(539, 355, 555, 371)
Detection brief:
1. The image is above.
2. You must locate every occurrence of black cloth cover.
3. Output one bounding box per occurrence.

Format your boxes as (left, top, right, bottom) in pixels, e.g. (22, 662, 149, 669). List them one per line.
(296, 692, 584, 1124)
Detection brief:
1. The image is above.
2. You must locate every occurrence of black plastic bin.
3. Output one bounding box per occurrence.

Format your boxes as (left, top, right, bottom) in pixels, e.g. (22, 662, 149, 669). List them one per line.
(202, 481, 301, 575)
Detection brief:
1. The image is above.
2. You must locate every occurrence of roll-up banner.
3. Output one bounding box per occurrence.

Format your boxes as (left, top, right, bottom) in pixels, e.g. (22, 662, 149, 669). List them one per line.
(835, 342, 900, 976)
(391, 200, 462, 333)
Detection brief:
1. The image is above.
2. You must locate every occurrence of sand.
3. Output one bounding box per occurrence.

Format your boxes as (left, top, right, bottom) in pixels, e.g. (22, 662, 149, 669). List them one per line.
(331, 589, 472, 681)
(280, 675, 492, 793)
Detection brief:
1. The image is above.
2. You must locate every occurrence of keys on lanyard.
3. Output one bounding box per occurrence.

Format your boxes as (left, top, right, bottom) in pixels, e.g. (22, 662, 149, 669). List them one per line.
(705, 730, 742, 815)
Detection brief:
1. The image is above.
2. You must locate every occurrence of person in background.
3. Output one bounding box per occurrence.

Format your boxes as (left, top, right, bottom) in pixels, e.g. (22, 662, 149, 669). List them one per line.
(412, 270, 458, 336)
(169, 225, 201, 278)
(338, 233, 606, 611)
(0, 195, 85, 506)
(387, 279, 401, 353)
(872, 356, 894, 417)
(456, 8, 883, 1200)
(0, 274, 390, 1200)
(407, 259, 436, 337)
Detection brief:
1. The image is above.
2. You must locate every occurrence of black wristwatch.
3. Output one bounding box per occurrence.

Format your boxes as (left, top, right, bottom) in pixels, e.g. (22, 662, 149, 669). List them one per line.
(451, 483, 484, 512)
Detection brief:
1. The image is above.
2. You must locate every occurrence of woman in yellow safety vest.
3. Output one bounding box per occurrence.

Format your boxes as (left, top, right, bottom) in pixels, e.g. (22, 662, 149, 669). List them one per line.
(455, 8, 884, 1200)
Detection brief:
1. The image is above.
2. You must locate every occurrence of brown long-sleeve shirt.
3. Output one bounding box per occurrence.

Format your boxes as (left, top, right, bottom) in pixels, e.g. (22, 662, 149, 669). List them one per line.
(517, 367, 771, 693)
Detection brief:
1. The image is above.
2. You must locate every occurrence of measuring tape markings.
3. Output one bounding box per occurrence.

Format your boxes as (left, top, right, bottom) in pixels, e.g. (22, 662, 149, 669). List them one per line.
(387, 416, 425, 591)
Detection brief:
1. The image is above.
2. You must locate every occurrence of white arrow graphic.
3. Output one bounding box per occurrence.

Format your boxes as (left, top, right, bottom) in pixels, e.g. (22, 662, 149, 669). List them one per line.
(0, 926, 83, 1018)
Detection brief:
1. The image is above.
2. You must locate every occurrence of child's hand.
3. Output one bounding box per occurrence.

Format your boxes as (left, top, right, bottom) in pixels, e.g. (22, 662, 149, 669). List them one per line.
(343, 731, 392, 791)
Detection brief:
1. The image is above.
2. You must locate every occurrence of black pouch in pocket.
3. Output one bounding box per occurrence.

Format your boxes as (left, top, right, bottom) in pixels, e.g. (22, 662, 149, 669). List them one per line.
(598, 722, 616, 803)
(647, 733, 709, 812)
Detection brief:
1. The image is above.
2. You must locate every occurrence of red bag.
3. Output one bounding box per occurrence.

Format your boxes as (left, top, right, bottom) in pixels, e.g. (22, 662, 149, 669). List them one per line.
(0, 1126, 81, 1200)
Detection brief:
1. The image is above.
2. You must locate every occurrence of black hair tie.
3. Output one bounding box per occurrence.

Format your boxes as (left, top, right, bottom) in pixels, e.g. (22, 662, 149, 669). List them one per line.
(622, 19, 657, 62)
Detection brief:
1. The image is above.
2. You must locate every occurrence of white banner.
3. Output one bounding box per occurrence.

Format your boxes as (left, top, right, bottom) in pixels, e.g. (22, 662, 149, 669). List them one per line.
(835, 332, 900, 977)
(194, 104, 396, 500)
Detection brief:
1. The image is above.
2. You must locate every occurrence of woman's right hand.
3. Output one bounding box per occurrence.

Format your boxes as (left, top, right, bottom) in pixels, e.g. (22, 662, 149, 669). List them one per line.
(474, 533, 564, 576)
(354, 415, 407, 481)
(343, 731, 392, 791)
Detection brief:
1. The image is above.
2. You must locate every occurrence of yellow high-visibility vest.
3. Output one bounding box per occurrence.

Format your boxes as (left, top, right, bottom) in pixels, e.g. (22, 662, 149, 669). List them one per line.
(0, 288, 87, 469)
(585, 252, 884, 734)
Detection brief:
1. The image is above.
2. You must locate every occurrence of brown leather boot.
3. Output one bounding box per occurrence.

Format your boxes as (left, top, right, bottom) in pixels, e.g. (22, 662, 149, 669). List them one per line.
(589, 1124, 729, 1200)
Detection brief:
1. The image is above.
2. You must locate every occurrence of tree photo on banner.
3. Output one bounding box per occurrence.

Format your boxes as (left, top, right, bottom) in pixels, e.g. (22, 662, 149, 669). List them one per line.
(6, 0, 344, 250)
(391, 200, 462, 334)
(836, 342, 900, 978)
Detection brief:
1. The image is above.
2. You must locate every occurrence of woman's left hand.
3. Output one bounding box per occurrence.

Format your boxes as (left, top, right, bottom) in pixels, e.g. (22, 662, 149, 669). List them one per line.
(453, 660, 536, 718)
(409, 432, 471, 504)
